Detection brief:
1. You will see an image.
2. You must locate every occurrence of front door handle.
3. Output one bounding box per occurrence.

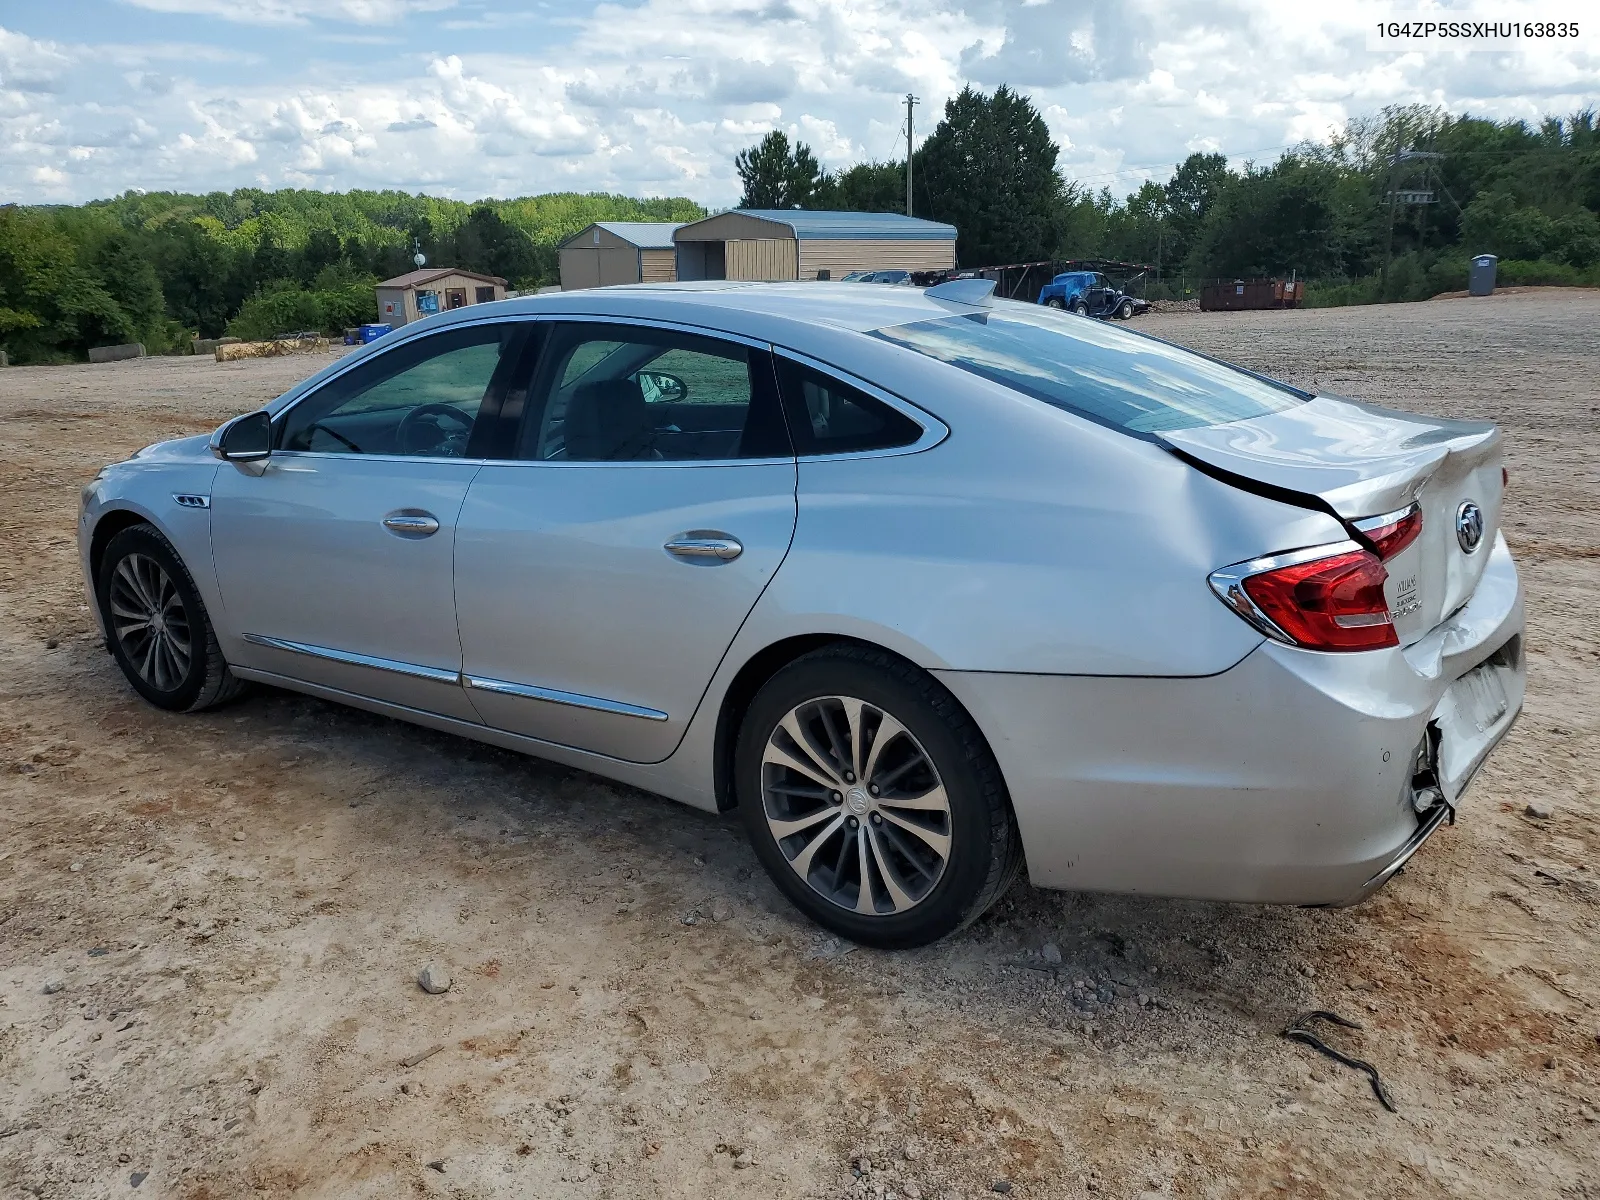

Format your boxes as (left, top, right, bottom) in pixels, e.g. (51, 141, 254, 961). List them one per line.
(664, 535, 743, 562)
(383, 510, 441, 538)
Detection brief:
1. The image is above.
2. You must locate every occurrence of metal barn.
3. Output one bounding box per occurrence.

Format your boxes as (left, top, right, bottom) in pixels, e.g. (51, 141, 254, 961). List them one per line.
(672, 210, 958, 282)
(558, 222, 684, 290)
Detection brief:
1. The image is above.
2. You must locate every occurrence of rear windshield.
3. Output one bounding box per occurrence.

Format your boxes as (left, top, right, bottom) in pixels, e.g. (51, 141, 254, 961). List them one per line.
(872, 306, 1306, 435)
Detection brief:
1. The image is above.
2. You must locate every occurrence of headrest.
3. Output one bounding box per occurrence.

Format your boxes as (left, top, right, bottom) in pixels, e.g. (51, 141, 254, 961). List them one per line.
(565, 378, 651, 460)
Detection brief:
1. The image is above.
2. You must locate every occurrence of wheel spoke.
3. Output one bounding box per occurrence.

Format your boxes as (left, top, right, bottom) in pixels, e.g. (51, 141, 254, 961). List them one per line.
(866, 825, 918, 911)
(854, 823, 877, 913)
(787, 812, 846, 877)
(840, 697, 866, 778)
(872, 751, 925, 793)
(877, 815, 947, 878)
(767, 804, 843, 841)
(817, 703, 851, 779)
(787, 709, 844, 783)
(115, 559, 154, 614)
(138, 627, 161, 683)
(762, 740, 839, 792)
(861, 711, 909, 787)
(879, 782, 950, 812)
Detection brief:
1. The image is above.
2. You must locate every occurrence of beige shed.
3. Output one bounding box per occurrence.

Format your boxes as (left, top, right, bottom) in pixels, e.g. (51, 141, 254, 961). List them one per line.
(558, 222, 684, 290)
(672, 210, 958, 282)
(375, 268, 508, 327)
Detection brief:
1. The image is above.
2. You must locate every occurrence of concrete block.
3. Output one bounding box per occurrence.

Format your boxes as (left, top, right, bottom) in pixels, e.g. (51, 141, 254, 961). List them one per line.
(88, 343, 146, 364)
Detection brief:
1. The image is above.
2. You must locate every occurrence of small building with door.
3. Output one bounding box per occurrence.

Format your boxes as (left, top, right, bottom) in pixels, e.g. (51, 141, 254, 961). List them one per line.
(375, 268, 508, 327)
(558, 222, 684, 290)
(672, 210, 957, 283)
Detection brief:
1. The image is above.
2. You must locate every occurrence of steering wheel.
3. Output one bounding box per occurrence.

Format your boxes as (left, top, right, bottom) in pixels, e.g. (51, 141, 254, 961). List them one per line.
(396, 403, 474, 455)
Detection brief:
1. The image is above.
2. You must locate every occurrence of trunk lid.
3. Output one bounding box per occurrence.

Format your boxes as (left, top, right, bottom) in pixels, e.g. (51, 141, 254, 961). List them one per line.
(1164, 394, 1504, 645)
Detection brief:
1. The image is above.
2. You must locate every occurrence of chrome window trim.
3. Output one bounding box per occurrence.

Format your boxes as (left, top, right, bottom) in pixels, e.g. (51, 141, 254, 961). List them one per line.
(1206, 539, 1365, 646)
(770, 347, 949, 459)
(520, 312, 772, 352)
(241, 633, 461, 685)
(266, 449, 489, 467)
(462, 673, 669, 722)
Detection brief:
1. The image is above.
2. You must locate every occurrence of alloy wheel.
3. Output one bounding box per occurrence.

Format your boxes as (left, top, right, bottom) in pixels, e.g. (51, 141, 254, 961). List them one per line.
(761, 695, 952, 915)
(108, 552, 193, 692)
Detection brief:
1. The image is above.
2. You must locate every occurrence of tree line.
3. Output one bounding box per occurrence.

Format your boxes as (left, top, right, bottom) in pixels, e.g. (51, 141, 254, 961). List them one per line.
(0, 190, 703, 363)
(735, 88, 1600, 302)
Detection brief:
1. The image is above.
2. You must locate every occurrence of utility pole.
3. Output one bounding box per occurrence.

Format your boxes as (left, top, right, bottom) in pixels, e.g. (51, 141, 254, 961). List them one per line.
(905, 93, 918, 217)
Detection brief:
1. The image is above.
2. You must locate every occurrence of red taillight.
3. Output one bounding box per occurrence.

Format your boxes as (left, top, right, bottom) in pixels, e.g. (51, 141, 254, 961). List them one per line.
(1241, 549, 1396, 651)
(1353, 503, 1423, 561)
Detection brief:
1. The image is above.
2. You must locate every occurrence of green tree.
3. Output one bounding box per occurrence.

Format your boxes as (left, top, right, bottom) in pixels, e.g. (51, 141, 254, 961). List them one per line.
(815, 161, 905, 213)
(451, 205, 538, 285)
(917, 85, 1064, 265)
(1162, 153, 1230, 267)
(735, 131, 823, 209)
(1187, 157, 1347, 279)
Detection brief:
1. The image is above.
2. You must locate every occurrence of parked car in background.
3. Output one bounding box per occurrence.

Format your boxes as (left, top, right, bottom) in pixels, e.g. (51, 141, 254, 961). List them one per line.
(842, 269, 915, 285)
(1037, 270, 1146, 319)
(80, 280, 1523, 948)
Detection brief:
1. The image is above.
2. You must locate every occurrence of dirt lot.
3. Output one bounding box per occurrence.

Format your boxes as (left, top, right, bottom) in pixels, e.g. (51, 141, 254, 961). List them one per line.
(1, 291, 1596, 1200)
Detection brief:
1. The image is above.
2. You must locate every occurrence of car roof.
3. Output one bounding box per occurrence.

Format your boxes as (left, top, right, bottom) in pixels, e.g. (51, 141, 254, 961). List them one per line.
(265, 283, 1001, 414)
(416, 281, 984, 336)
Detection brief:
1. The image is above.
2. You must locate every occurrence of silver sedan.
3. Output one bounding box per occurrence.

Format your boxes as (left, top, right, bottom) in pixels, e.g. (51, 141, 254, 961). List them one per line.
(78, 280, 1525, 947)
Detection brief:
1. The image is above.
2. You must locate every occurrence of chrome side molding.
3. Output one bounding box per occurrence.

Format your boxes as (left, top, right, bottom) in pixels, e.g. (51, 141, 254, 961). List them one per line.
(242, 634, 670, 722)
(462, 674, 669, 722)
(241, 634, 462, 685)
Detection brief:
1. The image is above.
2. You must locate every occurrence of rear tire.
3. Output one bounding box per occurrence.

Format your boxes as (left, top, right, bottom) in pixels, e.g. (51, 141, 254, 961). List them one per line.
(735, 645, 1022, 949)
(1070, 299, 1088, 316)
(97, 524, 245, 713)
(1044, 297, 1065, 309)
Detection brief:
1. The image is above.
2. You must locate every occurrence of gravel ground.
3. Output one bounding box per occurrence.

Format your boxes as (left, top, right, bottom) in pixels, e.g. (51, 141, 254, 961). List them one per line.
(1, 291, 1596, 1200)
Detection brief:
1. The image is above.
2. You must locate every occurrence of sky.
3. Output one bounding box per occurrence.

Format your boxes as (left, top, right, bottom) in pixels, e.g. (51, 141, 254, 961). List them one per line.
(1, 0, 1595, 208)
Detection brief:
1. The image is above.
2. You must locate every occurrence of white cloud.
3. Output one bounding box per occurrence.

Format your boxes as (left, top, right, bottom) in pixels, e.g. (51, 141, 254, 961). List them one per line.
(116, 0, 459, 26)
(1, 0, 1595, 207)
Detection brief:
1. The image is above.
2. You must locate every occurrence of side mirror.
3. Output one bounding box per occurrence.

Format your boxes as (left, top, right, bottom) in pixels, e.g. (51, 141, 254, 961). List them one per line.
(636, 370, 688, 403)
(210, 410, 272, 462)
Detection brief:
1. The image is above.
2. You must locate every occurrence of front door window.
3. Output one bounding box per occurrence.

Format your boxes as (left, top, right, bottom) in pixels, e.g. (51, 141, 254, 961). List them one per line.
(279, 324, 516, 458)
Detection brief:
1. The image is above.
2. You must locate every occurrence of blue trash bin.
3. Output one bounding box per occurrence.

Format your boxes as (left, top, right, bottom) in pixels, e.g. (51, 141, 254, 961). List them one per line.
(358, 323, 392, 344)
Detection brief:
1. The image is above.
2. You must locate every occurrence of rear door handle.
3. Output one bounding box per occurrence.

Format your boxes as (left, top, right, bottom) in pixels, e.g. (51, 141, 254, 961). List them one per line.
(383, 510, 441, 538)
(664, 535, 743, 561)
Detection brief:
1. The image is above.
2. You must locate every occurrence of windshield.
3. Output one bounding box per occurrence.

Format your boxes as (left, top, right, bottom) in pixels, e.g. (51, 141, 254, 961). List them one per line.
(872, 305, 1307, 435)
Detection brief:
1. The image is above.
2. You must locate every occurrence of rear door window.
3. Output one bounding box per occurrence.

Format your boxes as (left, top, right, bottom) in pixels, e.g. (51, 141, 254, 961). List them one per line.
(519, 323, 790, 462)
(872, 306, 1306, 436)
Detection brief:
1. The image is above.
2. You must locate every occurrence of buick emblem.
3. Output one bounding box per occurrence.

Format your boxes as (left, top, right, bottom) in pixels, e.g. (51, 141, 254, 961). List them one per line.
(1455, 501, 1484, 554)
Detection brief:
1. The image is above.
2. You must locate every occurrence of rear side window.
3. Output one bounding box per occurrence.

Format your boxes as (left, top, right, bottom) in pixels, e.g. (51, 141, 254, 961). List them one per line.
(774, 357, 924, 456)
(520, 323, 790, 462)
(872, 307, 1305, 436)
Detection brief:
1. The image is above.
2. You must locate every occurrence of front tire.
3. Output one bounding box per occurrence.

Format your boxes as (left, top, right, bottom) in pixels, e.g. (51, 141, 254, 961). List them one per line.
(1117, 299, 1135, 320)
(735, 645, 1021, 948)
(97, 524, 245, 712)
